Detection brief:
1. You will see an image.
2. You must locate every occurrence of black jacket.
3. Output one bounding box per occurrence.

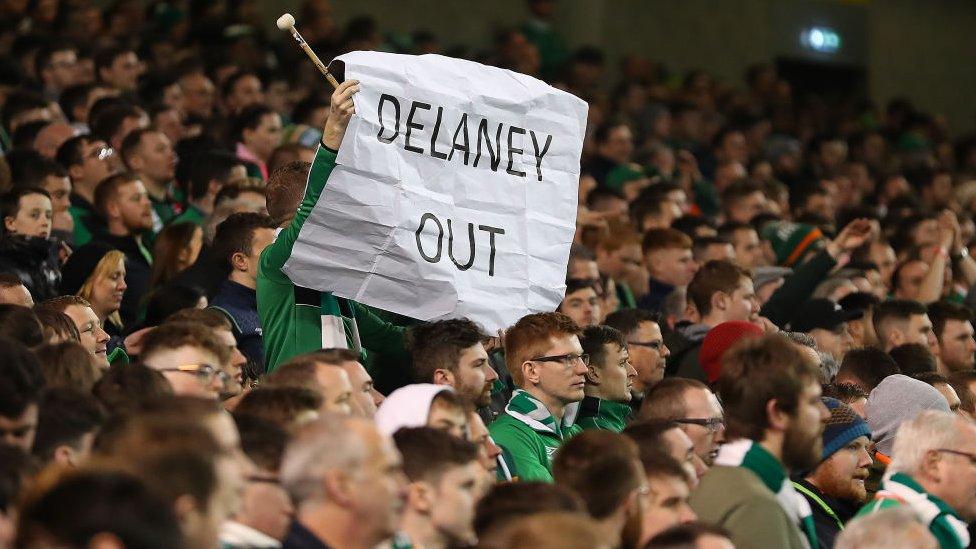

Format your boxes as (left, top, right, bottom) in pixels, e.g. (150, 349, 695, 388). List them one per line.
(0, 235, 61, 301)
(86, 233, 152, 326)
(792, 478, 860, 549)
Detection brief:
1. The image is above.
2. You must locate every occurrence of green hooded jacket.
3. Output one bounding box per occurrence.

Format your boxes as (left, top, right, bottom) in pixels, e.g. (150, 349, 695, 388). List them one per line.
(488, 389, 582, 482)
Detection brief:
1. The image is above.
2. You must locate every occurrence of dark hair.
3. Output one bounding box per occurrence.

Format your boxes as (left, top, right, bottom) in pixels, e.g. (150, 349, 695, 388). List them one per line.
(89, 103, 141, 145)
(889, 343, 937, 377)
(149, 222, 201, 290)
(32, 388, 106, 462)
(33, 40, 77, 78)
(838, 291, 881, 314)
(1, 187, 51, 230)
(292, 95, 329, 126)
(233, 414, 289, 472)
(720, 179, 764, 207)
(646, 522, 732, 548)
(563, 277, 599, 298)
(55, 134, 92, 170)
(579, 325, 626, 371)
(211, 212, 275, 271)
(473, 482, 583, 538)
(232, 104, 275, 144)
(182, 151, 242, 201)
(0, 444, 38, 514)
(672, 215, 717, 238)
(1, 91, 47, 134)
(553, 430, 642, 519)
(393, 427, 479, 482)
(91, 362, 172, 414)
(642, 228, 692, 254)
(142, 284, 206, 326)
(0, 304, 44, 347)
(946, 371, 976, 415)
(119, 127, 155, 166)
(717, 334, 819, 440)
(15, 470, 184, 549)
(926, 300, 974, 339)
(213, 183, 266, 209)
(58, 84, 95, 123)
(233, 387, 322, 428)
(94, 46, 134, 76)
(34, 341, 98, 391)
(11, 119, 50, 150)
(604, 308, 659, 337)
(687, 260, 751, 316)
(837, 347, 900, 391)
(592, 118, 629, 145)
(221, 70, 262, 100)
(872, 299, 928, 344)
(0, 335, 43, 419)
(32, 308, 80, 343)
(406, 318, 486, 384)
(0, 273, 24, 290)
(10, 156, 67, 190)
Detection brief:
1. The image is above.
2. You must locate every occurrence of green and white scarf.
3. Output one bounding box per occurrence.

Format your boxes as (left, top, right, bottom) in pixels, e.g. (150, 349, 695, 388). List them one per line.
(716, 439, 818, 549)
(868, 472, 969, 549)
(504, 389, 579, 438)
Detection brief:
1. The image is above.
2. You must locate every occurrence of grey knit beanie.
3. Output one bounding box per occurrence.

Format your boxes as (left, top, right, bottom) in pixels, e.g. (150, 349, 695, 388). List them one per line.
(867, 374, 950, 456)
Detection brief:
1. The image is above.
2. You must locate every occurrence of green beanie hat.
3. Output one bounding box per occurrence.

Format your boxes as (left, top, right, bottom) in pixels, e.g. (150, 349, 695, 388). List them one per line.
(760, 221, 825, 267)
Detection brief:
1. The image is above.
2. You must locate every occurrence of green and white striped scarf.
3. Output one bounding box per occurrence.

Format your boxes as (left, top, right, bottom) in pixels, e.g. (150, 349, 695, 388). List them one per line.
(868, 472, 969, 549)
(504, 389, 579, 438)
(716, 439, 818, 549)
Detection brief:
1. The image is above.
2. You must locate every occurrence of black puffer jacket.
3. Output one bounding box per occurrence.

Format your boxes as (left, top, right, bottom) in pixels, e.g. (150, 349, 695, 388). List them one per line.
(0, 235, 62, 302)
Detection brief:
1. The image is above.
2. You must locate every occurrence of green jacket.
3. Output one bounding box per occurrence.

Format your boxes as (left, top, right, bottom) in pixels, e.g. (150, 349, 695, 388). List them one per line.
(575, 396, 632, 433)
(488, 389, 582, 482)
(857, 472, 969, 549)
(690, 465, 808, 549)
(68, 194, 98, 247)
(256, 145, 407, 372)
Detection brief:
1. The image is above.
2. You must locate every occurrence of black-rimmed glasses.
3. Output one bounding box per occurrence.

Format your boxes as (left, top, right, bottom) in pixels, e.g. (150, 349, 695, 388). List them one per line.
(529, 353, 590, 367)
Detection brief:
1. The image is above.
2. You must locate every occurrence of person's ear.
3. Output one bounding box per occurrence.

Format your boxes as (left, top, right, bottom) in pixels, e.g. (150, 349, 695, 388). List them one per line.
(207, 178, 222, 198)
(230, 251, 249, 272)
(766, 398, 790, 432)
(322, 469, 354, 507)
(68, 164, 85, 182)
(890, 329, 905, 348)
(3, 215, 16, 233)
(918, 449, 944, 483)
(432, 368, 454, 386)
(522, 361, 541, 386)
(407, 481, 433, 514)
(585, 363, 600, 385)
(127, 153, 144, 172)
(105, 198, 121, 220)
(52, 445, 75, 467)
(711, 291, 727, 313)
(172, 494, 199, 521)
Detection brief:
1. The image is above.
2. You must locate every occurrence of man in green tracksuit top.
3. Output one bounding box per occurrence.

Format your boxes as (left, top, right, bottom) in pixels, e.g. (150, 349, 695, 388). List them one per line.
(575, 325, 636, 432)
(257, 79, 407, 373)
(489, 312, 588, 482)
(856, 411, 976, 549)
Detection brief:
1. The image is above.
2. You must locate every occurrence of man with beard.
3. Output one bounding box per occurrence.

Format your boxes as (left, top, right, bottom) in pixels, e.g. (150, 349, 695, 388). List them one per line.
(408, 318, 499, 417)
(792, 398, 873, 549)
(553, 430, 647, 549)
(577, 325, 638, 432)
(689, 334, 829, 549)
(857, 410, 976, 548)
(927, 300, 976, 373)
(88, 172, 154, 325)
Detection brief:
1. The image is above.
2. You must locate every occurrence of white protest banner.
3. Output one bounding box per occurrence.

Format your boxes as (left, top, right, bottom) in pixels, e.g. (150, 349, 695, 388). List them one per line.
(282, 51, 588, 332)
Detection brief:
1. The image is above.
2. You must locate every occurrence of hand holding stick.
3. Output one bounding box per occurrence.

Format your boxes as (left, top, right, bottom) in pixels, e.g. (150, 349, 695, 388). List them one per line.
(277, 13, 340, 90)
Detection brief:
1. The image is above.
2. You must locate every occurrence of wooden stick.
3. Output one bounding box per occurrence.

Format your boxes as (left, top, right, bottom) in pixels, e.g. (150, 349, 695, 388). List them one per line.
(287, 26, 340, 89)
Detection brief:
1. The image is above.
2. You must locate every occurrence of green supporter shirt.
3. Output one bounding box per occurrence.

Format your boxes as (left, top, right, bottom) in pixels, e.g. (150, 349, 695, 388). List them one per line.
(488, 390, 582, 482)
(575, 396, 632, 433)
(857, 472, 969, 549)
(256, 145, 407, 372)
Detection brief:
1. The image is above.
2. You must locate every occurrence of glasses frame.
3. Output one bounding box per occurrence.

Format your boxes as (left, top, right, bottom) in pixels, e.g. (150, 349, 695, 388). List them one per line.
(673, 417, 725, 433)
(628, 340, 664, 350)
(936, 448, 976, 466)
(529, 353, 590, 367)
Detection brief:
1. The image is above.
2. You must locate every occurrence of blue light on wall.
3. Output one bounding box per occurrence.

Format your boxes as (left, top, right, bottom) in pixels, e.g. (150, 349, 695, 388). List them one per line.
(800, 27, 841, 54)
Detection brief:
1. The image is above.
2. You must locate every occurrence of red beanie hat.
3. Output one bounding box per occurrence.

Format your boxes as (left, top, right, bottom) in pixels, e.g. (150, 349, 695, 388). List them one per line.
(699, 321, 764, 384)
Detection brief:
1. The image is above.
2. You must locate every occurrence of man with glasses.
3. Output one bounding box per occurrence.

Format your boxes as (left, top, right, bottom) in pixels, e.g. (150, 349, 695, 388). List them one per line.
(56, 134, 120, 246)
(35, 42, 80, 100)
(577, 325, 638, 432)
(638, 378, 724, 466)
(857, 410, 976, 548)
(489, 312, 588, 482)
(141, 321, 232, 399)
(605, 308, 670, 403)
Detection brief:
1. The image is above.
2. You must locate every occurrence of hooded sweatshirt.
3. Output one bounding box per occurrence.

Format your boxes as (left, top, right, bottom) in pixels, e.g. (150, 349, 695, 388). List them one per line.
(488, 389, 582, 482)
(664, 323, 711, 381)
(374, 384, 452, 437)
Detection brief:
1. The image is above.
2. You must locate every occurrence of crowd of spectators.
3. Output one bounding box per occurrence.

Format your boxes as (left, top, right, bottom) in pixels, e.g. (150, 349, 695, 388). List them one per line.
(0, 0, 975, 548)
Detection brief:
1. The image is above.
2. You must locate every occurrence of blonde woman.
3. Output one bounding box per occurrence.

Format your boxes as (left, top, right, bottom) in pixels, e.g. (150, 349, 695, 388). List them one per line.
(61, 242, 128, 338)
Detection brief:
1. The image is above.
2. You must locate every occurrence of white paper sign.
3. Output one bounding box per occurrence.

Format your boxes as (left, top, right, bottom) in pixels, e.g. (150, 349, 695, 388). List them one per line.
(282, 51, 588, 332)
